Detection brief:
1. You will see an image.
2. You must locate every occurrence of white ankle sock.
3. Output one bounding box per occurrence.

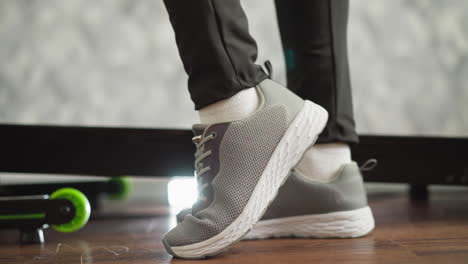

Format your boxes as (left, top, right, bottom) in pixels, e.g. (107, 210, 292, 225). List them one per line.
(295, 143, 351, 182)
(198, 87, 259, 124)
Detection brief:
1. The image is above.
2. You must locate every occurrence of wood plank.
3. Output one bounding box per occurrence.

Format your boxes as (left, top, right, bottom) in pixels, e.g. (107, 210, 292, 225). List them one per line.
(1, 188, 467, 263)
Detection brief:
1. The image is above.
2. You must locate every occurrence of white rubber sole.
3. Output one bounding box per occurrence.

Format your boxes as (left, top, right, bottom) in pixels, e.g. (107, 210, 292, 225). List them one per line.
(169, 100, 328, 259)
(243, 206, 375, 240)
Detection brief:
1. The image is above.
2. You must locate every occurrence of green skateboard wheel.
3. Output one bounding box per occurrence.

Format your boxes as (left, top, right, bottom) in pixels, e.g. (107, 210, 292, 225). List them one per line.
(50, 188, 91, 233)
(108, 176, 132, 200)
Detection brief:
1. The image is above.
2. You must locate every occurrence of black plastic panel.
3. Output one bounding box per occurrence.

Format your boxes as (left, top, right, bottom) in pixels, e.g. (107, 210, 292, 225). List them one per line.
(0, 124, 467, 185)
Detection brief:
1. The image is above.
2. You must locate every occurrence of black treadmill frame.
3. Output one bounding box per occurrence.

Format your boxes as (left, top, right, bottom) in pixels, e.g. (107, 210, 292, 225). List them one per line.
(0, 124, 466, 186)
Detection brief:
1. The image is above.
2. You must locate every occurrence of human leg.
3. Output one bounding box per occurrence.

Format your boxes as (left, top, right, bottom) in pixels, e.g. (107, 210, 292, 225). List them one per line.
(163, 0, 328, 258)
(275, 0, 357, 144)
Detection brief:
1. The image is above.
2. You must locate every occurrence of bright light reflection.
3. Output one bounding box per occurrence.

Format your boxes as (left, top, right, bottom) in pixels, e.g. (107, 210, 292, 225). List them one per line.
(167, 177, 197, 214)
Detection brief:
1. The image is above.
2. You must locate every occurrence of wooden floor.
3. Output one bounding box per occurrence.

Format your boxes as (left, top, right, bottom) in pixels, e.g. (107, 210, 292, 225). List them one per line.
(1, 187, 468, 264)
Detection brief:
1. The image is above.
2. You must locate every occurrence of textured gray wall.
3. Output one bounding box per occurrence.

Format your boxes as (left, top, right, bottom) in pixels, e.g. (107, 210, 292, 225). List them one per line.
(1, 0, 467, 136)
(350, 0, 468, 136)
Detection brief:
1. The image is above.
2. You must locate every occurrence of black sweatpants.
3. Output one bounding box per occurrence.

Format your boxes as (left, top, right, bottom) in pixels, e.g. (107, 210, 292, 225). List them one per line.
(163, 0, 358, 144)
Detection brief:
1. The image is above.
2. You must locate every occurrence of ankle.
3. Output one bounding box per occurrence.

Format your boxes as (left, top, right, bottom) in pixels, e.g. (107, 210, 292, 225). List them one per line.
(198, 87, 259, 124)
(295, 143, 351, 182)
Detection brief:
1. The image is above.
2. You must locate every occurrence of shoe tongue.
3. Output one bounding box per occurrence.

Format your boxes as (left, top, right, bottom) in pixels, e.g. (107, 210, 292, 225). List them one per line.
(192, 124, 209, 137)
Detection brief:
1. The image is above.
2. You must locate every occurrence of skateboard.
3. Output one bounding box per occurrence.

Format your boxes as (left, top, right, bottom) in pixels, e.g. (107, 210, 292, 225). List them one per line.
(0, 188, 90, 243)
(0, 177, 131, 243)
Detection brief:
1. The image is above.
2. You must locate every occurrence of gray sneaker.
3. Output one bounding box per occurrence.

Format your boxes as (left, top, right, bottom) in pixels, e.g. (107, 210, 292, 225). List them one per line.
(162, 79, 328, 259)
(177, 162, 375, 240)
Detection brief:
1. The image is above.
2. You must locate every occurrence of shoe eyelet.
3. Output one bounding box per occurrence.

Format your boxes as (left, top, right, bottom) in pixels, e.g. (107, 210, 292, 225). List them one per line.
(210, 132, 217, 139)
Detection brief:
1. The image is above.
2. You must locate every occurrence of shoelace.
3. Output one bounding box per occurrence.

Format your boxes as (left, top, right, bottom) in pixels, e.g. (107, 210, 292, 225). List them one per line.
(192, 132, 216, 202)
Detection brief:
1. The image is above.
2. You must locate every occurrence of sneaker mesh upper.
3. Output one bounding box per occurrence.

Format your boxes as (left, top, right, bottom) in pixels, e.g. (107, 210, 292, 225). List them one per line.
(165, 105, 288, 246)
